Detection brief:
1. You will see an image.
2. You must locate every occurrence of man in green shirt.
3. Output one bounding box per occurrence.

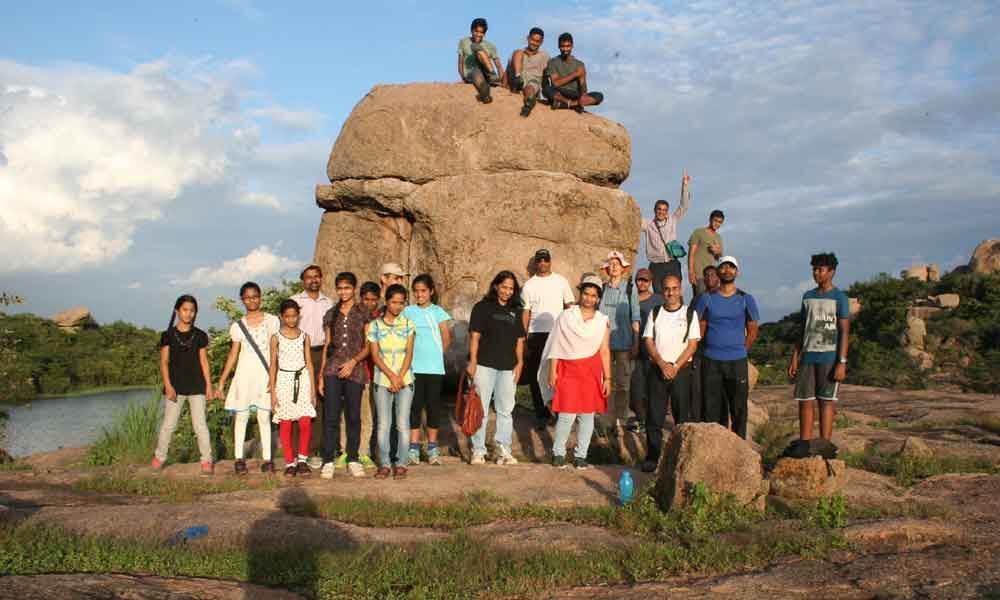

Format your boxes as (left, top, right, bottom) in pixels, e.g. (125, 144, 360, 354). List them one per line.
(688, 209, 724, 296)
(457, 17, 504, 104)
(543, 33, 604, 112)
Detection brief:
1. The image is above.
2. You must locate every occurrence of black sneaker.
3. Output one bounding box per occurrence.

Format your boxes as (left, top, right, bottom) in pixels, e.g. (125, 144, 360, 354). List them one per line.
(260, 460, 275, 474)
(234, 459, 248, 476)
(552, 455, 568, 469)
(641, 460, 657, 473)
(520, 97, 536, 117)
(573, 458, 590, 470)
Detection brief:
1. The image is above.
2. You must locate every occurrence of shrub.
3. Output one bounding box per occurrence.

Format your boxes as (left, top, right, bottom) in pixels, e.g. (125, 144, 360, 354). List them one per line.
(87, 395, 162, 466)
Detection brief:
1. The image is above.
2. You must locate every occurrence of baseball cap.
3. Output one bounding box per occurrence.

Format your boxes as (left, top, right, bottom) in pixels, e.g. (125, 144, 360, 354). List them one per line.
(635, 268, 652, 281)
(533, 248, 552, 260)
(717, 256, 739, 269)
(379, 262, 408, 277)
(579, 273, 604, 289)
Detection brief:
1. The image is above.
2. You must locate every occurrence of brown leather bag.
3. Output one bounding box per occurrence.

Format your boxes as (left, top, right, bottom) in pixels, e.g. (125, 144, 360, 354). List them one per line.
(455, 372, 484, 437)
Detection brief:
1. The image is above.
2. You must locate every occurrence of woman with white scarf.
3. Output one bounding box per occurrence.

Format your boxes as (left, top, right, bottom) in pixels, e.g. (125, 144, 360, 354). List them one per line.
(538, 274, 612, 469)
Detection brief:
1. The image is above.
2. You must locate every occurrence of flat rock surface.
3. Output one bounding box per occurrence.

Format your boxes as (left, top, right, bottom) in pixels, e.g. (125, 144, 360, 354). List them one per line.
(0, 574, 305, 600)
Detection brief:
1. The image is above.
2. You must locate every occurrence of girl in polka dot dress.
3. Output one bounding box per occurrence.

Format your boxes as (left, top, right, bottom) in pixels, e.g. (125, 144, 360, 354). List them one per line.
(268, 299, 318, 477)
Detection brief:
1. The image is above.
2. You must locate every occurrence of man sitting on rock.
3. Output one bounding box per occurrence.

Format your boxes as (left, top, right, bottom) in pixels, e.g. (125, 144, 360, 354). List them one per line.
(457, 17, 504, 104)
(505, 27, 549, 117)
(543, 33, 604, 112)
(787, 252, 850, 443)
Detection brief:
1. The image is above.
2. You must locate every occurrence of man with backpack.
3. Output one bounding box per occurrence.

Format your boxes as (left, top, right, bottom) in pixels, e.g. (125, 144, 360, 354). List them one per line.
(693, 256, 760, 439)
(641, 274, 701, 472)
(642, 171, 691, 294)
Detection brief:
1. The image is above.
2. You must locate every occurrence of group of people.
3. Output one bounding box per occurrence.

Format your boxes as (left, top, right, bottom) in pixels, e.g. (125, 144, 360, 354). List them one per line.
(458, 17, 604, 116)
(152, 171, 850, 478)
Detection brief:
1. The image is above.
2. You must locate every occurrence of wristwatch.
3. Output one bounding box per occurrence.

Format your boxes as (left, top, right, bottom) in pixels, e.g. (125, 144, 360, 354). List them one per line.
(838, 357, 848, 364)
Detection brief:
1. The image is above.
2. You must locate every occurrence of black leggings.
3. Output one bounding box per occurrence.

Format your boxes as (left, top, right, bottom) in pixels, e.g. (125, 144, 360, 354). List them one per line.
(410, 374, 444, 429)
(323, 376, 362, 463)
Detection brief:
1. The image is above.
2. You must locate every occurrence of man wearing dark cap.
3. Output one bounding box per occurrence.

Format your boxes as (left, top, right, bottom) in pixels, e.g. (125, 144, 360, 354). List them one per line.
(520, 249, 575, 429)
(628, 268, 661, 433)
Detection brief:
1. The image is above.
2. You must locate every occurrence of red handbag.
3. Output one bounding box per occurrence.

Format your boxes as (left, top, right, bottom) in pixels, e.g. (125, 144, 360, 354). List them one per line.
(455, 373, 484, 437)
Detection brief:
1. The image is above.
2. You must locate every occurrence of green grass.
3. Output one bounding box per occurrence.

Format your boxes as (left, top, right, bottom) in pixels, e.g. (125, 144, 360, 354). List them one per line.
(0, 460, 31, 472)
(86, 396, 162, 466)
(0, 489, 849, 600)
(961, 416, 1000, 436)
(753, 419, 797, 468)
(73, 471, 280, 502)
(844, 448, 1000, 487)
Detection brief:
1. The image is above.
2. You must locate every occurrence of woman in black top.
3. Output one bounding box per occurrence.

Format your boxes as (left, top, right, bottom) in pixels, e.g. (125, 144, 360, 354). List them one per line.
(466, 270, 525, 465)
(151, 295, 214, 476)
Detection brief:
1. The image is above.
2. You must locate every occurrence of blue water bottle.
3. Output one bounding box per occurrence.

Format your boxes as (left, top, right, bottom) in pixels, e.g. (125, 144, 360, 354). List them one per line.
(619, 470, 635, 506)
(169, 525, 209, 545)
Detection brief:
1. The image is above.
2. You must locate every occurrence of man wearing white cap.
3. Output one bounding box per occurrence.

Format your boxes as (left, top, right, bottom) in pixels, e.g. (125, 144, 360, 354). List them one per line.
(692, 256, 760, 439)
(597, 250, 640, 434)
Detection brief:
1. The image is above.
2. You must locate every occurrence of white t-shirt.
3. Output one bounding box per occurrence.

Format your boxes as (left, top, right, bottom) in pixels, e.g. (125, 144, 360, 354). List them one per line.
(522, 273, 575, 334)
(642, 304, 701, 364)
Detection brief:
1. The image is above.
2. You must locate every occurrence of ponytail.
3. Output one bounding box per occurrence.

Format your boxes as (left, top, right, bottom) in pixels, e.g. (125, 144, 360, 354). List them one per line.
(170, 295, 199, 331)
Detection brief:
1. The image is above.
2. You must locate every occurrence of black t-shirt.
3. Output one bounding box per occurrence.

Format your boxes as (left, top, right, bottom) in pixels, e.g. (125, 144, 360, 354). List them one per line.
(469, 299, 526, 371)
(159, 326, 210, 395)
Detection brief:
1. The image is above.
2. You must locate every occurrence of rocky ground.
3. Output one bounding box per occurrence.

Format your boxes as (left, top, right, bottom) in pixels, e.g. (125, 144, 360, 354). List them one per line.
(2, 384, 999, 599)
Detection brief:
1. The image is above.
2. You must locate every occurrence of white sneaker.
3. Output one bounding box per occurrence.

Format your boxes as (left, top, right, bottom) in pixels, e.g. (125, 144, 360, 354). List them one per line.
(320, 462, 335, 479)
(496, 445, 519, 465)
(348, 461, 365, 478)
(308, 456, 323, 469)
(470, 450, 487, 465)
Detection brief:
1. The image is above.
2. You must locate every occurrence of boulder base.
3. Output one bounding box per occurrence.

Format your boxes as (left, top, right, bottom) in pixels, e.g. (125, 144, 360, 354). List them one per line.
(769, 456, 848, 500)
(655, 423, 765, 511)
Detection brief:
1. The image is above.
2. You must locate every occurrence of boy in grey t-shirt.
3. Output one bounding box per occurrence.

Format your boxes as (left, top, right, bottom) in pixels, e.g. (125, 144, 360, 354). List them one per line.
(543, 33, 604, 112)
(457, 17, 504, 104)
(506, 27, 550, 117)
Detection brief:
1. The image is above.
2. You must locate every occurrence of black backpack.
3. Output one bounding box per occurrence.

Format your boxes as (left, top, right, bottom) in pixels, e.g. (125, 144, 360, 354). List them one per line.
(650, 303, 698, 343)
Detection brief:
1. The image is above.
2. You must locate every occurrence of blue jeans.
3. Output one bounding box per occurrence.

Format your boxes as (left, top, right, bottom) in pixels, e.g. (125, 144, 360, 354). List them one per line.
(553, 412, 595, 460)
(374, 383, 413, 467)
(471, 366, 515, 454)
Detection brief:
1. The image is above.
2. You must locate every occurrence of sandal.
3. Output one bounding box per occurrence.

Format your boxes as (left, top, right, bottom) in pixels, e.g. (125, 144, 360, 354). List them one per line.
(234, 459, 248, 476)
(392, 466, 408, 480)
(374, 466, 391, 480)
(284, 465, 298, 478)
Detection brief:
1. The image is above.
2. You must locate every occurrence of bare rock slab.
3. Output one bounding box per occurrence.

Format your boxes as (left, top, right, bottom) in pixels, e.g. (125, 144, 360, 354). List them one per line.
(969, 238, 1000, 274)
(655, 423, 765, 511)
(769, 456, 848, 500)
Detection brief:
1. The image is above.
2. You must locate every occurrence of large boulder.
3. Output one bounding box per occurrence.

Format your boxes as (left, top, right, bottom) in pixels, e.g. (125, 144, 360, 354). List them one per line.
(969, 239, 1000, 274)
(655, 423, 765, 511)
(928, 293, 960, 309)
(768, 456, 848, 500)
(325, 83, 630, 187)
(50, 307, 96, 333)
(314, 83, 641, 375)
(902, 264, 940, 282)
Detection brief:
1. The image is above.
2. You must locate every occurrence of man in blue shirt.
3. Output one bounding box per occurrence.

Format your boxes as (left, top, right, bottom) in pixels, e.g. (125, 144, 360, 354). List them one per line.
(693, 256, 760, 438)
(788, 252, 850, 442)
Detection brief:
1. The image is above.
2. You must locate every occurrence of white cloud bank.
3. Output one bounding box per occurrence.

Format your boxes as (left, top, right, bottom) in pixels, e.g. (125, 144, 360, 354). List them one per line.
(171, 244, 301, 288)
(0, 58, 324, 274)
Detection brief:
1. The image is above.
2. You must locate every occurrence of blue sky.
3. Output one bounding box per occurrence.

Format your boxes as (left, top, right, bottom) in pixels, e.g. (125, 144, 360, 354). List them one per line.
(2, 0, 999, 328)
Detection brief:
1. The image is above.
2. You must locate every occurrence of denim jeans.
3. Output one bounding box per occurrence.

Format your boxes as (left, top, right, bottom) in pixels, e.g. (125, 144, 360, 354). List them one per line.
(374, 383, 413, 467)
(471, 366, 515, 454)
(552, 412, 595, 460)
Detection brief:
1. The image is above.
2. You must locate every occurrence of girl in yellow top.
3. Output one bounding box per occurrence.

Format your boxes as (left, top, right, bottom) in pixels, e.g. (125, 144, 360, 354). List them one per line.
(367, 284, 415, 479)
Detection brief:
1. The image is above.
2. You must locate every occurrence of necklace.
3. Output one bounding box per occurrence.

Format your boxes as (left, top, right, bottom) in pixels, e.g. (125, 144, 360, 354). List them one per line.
(171, 327, 195, 351)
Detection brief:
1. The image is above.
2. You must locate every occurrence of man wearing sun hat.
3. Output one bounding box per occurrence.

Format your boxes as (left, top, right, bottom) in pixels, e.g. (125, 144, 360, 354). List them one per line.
(692, 256, 760, 439)
(596, 250, 641, 434)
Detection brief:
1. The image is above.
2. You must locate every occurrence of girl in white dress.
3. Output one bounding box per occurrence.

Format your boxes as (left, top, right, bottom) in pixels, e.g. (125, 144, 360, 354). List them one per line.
(216, 281, 280, 475)
(269, 299, 318, 477)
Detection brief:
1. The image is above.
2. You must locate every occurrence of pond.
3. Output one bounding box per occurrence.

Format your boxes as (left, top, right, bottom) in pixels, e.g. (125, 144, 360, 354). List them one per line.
(0, 388, 156, 458)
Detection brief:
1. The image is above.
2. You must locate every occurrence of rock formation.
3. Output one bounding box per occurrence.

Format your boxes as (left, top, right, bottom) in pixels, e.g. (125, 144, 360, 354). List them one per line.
(50, 306, 96, 333)
(969, 239, 1000, 274)
(768, 456, 847, 500)
(313, 83, 641, 372)
(902, 264, 940, 282)
(655, 423, 766, 511)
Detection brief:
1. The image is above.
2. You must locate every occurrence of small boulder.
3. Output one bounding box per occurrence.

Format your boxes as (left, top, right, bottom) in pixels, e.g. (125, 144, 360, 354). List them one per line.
(928, 293, 960, 309)
(901, 316, 927, 350)
(902, 264, 940, 282)
(655, 423, 765, 511)
(969, 239, 1000, 274)
(768, 456, 848, 500)
(897, 436, 933, 460)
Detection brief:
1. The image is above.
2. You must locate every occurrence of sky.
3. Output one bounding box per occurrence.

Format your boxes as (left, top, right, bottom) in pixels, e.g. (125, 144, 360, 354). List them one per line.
(1, 0, 998, 328)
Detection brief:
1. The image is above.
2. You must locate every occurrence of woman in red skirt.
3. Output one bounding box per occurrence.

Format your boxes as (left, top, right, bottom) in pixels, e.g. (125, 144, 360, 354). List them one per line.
(539, 274, 612, 469)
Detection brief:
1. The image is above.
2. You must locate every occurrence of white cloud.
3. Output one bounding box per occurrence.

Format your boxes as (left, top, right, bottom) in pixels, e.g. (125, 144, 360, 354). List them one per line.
(127, 281, 142, 289)
(171, 245, 301, 288)
(0, 58, 261, 273)
(236, 191, 285, 211)
(249, 106, 324, 131)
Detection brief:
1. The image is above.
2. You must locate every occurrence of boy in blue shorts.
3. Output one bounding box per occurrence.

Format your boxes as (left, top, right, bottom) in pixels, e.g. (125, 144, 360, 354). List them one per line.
(787, 252, 850, 441)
